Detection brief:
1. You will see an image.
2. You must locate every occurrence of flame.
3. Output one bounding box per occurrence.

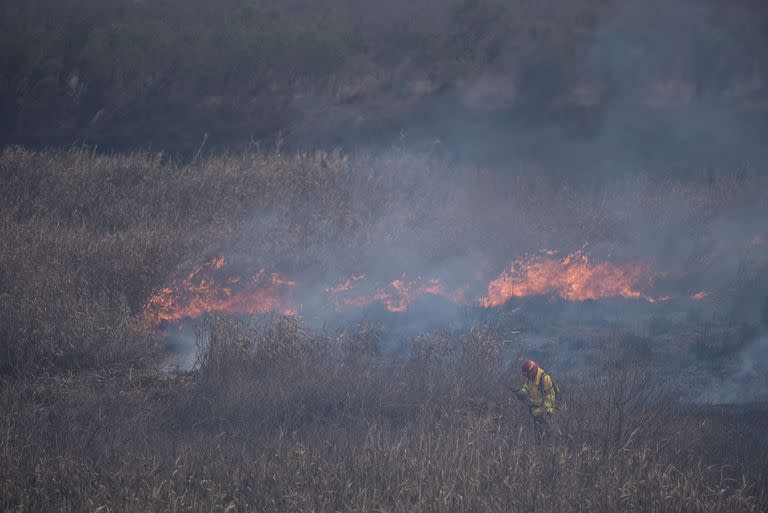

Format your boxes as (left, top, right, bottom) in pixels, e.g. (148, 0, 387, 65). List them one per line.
(142, 249, 665, 325)
(325, 274, 366, 294)
(327, 275, 467, 313)
(143, 257, 296, 324)
(480, 251, 651, 307)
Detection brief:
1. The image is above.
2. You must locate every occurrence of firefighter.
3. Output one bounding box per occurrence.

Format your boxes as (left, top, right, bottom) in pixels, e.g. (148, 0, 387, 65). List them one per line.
(515, 359, 556, 438)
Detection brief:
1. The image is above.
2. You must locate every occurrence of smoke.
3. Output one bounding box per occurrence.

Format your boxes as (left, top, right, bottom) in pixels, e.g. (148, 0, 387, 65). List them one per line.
(152, 147, 766, 328)
(148, 1, 768, 401)
(697, 333, 768, 404)
(287, 0, 768, 177)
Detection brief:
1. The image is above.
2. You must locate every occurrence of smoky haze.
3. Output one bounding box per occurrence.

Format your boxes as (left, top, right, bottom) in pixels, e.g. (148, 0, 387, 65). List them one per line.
(288, 0, 768, 177)
(155, 147, 767, 385)
(5, 3, 768, 511)
(4, 0, 767, 392)
(2, 0, 767, 173)
(64, 0, 764, 399)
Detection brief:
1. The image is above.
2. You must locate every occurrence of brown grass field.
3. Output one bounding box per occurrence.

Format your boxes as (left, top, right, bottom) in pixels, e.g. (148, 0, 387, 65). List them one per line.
(1, 146, 767, 512)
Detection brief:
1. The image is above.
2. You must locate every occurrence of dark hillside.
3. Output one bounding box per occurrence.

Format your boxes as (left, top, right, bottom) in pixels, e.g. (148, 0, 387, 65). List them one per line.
(2, 0, 767, 172)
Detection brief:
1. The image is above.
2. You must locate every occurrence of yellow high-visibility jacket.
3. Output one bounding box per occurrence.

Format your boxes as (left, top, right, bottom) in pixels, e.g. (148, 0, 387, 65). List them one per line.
(517, 367, 556, 416)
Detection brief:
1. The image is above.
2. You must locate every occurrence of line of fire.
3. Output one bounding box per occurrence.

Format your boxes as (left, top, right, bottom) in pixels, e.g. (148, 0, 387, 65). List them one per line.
(142, 248, 711, 327)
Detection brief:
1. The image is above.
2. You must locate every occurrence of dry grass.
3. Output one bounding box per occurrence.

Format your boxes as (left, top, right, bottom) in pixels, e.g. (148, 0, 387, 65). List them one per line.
(0, 145, 357, 374)
(1, 318, 766, 512)
(1, 146, 767, 511)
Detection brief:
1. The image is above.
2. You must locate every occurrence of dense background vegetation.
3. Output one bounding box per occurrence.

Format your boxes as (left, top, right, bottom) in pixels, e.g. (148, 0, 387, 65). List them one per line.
(2, 0, 768, 166)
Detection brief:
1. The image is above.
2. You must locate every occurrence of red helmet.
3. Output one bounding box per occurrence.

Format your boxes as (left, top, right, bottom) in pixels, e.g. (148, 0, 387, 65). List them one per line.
(522, 359, 538, 376)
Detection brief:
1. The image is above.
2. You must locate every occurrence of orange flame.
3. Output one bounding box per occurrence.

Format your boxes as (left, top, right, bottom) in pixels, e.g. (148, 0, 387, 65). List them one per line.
(327, 275, 467, 313)
(325, 274, 366, 294)
(143, 249, 663, 325)
(480, 251, 651, 307)
(142, 258, 296, 324)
